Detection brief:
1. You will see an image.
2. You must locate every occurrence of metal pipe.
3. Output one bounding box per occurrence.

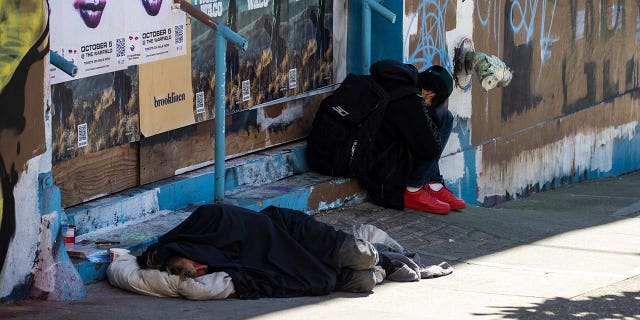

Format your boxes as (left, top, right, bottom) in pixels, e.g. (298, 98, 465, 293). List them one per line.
(216, 23, 248, 51)
(361, 0, 396, 74)
(362, 1, 371, 74)
(214, 30, 227, 202)
(173, 0, 247, 202)
(366, 0, 396, 24)
(50, 50, 78, 77)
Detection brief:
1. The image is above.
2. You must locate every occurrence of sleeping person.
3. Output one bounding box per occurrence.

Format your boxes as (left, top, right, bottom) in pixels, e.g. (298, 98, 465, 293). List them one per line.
(110, 203, 382, 299)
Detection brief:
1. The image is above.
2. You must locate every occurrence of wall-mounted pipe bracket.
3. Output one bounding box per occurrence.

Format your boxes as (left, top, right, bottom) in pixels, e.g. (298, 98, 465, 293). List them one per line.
(453, 38, 513, 92)
(50, 50, 78, 77)
(361, 0, 396, 74)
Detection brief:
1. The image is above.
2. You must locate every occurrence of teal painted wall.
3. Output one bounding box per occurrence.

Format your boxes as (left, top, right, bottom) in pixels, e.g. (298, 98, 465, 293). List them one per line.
(347, 0, 404, 74)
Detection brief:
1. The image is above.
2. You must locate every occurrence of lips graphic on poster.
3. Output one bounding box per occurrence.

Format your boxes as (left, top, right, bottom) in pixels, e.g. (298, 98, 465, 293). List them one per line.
(142, 0, 163, 16)
(74, 0, 107, 28)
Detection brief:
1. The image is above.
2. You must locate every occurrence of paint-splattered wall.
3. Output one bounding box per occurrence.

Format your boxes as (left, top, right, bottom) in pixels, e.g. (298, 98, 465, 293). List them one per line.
(403, 0, 640, 204)
(0, 0, 49, 301)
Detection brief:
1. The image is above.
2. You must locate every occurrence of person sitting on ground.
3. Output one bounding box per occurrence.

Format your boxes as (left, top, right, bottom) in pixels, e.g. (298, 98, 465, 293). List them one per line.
(360, 59, 466, 215)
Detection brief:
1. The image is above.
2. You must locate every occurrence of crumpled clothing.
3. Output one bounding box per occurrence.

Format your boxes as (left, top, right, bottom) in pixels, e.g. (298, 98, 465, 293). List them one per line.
(353, 223, 406, 254)
(353, 223, 453, 282)
(421, 262, 454, 279)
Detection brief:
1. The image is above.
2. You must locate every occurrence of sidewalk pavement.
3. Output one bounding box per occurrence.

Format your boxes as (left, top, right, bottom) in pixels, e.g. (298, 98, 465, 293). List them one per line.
(2, 171, 640, 320)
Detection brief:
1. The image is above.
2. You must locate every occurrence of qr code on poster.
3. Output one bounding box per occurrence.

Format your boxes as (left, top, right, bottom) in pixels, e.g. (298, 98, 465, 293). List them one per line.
(115, 38, 126, 58)
(195, 92, 205, 114)
(241, 80, 251, 102)
(77, 123, 88, 148)
(174, 25, 184, 45)
(288, 68, 297, 89)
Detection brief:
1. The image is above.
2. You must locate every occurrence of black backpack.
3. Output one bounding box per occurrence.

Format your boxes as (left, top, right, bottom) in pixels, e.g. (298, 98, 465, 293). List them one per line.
(306, 73, 419, 178)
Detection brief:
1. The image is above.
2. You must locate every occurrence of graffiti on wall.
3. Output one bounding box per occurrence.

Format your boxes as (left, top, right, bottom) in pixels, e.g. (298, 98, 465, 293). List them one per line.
(0, 0, 48, 278)
(476, 0, 503, 52)
(471, 0, 556, 120)
(474, 0, 639, 122)
(473, 0, 640, 201)
(563, 0, 640, 113)
(474, 0, 558, 69)
(405, 0, 451, 71)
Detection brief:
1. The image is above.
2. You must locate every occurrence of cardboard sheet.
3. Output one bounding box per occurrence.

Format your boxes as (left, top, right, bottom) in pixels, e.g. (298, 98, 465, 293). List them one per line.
(139, 23, 195, 136)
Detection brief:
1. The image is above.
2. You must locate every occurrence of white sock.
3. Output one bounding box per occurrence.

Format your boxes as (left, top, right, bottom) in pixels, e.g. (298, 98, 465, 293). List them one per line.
(429, 183, 443, 191)
(406, 186, 421, 193)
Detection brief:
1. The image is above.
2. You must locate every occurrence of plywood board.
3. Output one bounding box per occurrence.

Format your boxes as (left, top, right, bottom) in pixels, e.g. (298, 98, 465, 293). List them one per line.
(140, 91, 328, 184)
(140, 120, 215, 184)
(54, 143, 139, 208)
(139, 23, 194, 136)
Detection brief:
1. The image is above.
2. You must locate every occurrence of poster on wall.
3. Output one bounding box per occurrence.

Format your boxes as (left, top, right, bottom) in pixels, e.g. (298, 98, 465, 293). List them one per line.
(124, 0, 187, 65)
(49, 0, 186, 84)
(229, 0, 281, 111)
(190, 0, 228, 122)
(51, 67, 140, 163)
(189, 0, 335, 119)
(139, 23, 195, 137)
(49, 0, 127, 84)
(282, 0, 333, 96)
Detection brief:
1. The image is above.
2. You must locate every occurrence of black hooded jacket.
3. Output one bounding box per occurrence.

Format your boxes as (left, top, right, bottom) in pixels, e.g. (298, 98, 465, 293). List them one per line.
(360, 60, 442, 209)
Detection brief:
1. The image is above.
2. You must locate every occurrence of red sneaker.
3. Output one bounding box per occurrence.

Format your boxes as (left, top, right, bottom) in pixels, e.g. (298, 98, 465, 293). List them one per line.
(425, 184, 466, 210)
(404, 188, 450, 215)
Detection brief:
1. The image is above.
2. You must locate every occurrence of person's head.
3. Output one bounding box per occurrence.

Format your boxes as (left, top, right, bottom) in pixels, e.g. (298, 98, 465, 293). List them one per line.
(418, 65, 453, 107)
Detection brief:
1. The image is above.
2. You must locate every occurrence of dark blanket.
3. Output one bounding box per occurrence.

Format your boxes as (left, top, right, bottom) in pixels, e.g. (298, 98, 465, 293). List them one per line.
(137, 204, 348, 299)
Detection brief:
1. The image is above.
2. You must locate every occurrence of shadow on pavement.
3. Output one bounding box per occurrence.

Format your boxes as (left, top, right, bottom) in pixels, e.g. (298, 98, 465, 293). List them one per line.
(473, 290, 640, 319)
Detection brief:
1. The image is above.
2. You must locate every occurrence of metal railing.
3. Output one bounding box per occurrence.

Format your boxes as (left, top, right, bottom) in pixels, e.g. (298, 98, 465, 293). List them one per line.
(172, 0, 248, 202)
(361, 0, 396, 74)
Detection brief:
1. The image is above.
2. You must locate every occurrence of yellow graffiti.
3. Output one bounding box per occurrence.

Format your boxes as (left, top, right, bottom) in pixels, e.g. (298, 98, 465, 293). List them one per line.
(0, 0, 47, 92)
